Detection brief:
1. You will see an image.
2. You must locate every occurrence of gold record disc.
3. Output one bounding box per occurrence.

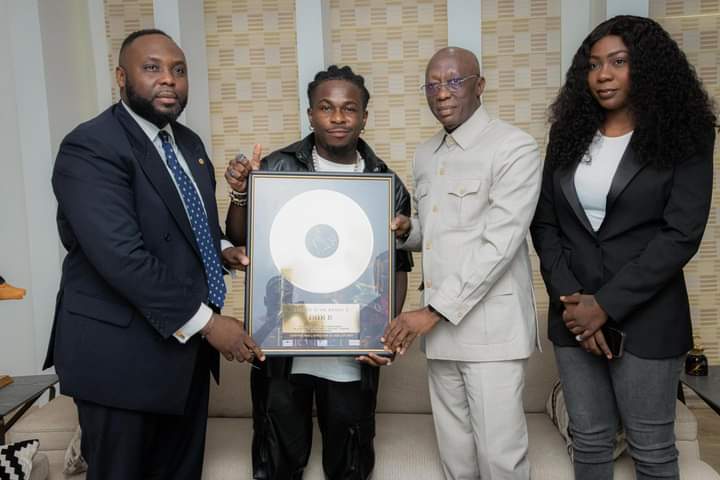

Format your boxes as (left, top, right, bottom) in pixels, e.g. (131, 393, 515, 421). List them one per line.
(269, 189, 374, 293)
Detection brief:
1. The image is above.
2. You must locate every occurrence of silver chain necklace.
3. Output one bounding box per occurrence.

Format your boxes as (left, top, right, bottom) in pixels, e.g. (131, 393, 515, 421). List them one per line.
(311, 146, 363, 172)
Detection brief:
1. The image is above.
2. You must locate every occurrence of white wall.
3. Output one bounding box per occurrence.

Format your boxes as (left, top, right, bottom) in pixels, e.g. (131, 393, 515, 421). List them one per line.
(0, 0, 37, 376)
(0, 0, 102, 376)
(40, 0, 99, 157)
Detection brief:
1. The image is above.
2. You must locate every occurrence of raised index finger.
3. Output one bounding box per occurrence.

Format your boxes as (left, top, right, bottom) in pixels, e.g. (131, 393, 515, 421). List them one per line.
(251, 144, 263, 170)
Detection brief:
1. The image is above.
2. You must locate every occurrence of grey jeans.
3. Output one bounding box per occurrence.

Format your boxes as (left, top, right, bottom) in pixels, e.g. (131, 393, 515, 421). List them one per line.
(554, 346, 684, 480)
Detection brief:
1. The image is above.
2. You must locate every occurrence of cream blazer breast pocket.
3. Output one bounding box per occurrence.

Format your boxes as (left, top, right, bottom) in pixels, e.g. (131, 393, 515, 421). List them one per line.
(443, 177, 489, 230)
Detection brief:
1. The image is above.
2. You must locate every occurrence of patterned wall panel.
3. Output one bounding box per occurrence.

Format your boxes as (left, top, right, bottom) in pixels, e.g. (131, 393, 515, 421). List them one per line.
(651, 1, 720, 363)
(328, 0, 448, 310)
(204, 0, 300, 320)
(481, 0, 562, 315)
(103, 0, 155, 102)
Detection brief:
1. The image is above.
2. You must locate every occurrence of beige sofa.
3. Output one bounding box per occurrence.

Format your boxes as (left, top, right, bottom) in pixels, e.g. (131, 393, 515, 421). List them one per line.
(9, 314, 720, 479)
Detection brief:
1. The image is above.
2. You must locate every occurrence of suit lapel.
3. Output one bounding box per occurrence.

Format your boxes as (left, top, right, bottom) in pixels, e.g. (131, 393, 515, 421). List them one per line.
(114, 105, 202, 258)
(605, 144, 645, 216)
(559, 163, 595, 236)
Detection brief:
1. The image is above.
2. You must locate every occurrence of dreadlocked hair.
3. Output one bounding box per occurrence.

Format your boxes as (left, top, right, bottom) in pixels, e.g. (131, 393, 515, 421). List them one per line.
(307, 65, 370, 109)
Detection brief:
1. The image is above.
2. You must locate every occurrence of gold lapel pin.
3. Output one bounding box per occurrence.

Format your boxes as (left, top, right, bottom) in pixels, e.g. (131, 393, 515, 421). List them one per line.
(198, 158, 205, 165)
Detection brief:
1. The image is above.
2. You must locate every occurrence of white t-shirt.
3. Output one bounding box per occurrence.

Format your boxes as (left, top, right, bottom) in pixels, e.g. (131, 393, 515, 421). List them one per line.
(290, 151, 366, 382)
(574, 130, 632, 231)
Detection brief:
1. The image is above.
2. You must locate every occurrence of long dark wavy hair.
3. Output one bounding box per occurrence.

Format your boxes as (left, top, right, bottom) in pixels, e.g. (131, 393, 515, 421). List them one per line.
(547, 15, 716, 170)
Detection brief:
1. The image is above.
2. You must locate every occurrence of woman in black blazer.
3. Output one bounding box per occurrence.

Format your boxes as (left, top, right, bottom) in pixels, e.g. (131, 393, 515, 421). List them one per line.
(531, 16, 716, 479)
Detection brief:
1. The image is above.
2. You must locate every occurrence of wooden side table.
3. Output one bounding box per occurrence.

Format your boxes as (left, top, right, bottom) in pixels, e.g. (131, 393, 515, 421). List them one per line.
(0, 374, 58, 444)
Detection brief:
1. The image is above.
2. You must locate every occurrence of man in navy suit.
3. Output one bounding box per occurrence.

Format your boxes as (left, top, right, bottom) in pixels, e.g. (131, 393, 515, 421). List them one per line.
(45, 29, 264, 480)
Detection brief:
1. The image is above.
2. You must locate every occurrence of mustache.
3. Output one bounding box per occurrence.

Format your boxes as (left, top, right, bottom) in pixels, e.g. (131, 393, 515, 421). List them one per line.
(154, 90, 178, 99)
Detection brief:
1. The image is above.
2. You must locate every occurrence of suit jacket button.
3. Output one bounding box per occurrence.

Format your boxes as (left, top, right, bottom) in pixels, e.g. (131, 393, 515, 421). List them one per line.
(164, 233, 171, 241)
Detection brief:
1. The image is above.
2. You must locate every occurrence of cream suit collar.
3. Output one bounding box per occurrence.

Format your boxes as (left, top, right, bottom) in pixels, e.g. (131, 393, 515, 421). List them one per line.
(431, 105, 492, 153)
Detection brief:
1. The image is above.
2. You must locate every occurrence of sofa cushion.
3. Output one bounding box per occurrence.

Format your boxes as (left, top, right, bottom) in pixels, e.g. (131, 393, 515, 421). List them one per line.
(10, 397, 717, 480)
(527, 410, 715, 480)
(0, 439, 40, 480)
(372, 413, 443, 479)
(675, 400, 698, 442)
(209, 342, 435, 417)
(35, 450, 76, 480)
(29, 452, 49, 480)
(208, 361, 252, 418)
(527, 412, 574, 479)
(202, 418, 252, 479)
(202, 413, 444, 480)
(613, 453, 720, 479)
(523, 332, 559, 413)
(6, 396, 77, 452)
(546, 380, 627, 460)
(377, 343, 432, 414)
(62, 427, 86, 475)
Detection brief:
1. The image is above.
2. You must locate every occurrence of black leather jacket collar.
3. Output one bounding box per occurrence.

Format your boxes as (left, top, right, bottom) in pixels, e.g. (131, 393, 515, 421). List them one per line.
(264, 133, 390, 173)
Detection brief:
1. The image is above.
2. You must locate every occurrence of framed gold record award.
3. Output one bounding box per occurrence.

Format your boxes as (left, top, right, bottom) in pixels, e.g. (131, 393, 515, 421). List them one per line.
(245, 171, 395, 356)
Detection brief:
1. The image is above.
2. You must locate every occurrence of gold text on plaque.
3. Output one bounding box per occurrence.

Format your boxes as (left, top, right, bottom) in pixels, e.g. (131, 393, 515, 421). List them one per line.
(282, 304, 360, 334)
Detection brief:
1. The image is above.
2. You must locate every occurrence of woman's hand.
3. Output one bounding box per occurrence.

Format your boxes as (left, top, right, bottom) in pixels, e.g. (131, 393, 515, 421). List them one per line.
(579, 329, 613, 359)
(560, 293, 608, 340)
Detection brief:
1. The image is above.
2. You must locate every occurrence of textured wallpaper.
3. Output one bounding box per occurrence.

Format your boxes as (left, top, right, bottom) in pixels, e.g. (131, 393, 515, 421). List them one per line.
(651, 0, 720, 362)
(103, 0, 155, 102)
(481, 0, 562, 317)
(204, 0, 300, 320)
(328, 0, 448, 310)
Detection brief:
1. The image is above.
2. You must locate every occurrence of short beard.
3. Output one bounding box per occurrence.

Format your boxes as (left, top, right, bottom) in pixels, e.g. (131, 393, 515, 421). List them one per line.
(125, 81, 187, 128)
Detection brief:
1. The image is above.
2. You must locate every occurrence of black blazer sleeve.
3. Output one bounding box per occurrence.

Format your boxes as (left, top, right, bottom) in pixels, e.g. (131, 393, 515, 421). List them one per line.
(530, 156, 584, 300)
(594, 130, 715, 322)
(52, 129, 204, 338)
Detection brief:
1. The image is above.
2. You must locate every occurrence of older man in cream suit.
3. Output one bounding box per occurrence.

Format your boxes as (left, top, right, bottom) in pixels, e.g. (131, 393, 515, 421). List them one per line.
(384, 47, 541, 479)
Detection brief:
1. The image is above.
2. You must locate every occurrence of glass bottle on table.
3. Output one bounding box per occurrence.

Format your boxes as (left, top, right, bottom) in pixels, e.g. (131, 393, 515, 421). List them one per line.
(685, 336, 709, 376)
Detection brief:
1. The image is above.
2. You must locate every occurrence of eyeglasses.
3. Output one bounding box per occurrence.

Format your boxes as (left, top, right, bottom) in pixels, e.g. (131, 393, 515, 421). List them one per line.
(420, 75, 480, 96)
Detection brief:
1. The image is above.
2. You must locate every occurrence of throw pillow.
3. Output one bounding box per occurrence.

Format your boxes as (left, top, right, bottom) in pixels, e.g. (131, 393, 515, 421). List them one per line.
(63, 426, 87, 475)
(546, 380, 627, 461)
(0, 439, 39, 480)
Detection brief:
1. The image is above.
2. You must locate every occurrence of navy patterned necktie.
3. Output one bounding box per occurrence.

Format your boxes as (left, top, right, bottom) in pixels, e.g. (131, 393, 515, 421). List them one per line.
(158, 131, 226, 309)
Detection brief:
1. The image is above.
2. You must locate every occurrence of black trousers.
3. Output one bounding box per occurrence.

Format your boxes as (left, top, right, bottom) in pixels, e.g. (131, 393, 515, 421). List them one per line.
(251, 369, 377, 480)
(75, 349, 210, 480)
